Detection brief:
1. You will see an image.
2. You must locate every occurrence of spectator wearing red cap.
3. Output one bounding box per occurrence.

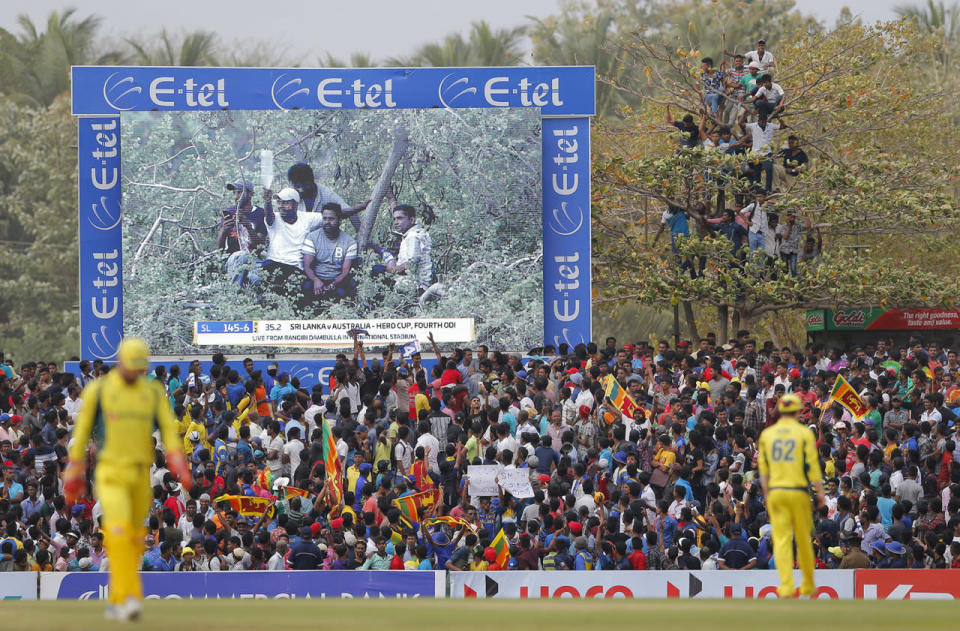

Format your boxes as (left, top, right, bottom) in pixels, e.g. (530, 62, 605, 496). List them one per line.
(484, 547, 503, 571)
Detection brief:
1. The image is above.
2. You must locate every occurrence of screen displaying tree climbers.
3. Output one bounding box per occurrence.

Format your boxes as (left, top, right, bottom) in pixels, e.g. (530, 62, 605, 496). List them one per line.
(119, 109, 543, 354)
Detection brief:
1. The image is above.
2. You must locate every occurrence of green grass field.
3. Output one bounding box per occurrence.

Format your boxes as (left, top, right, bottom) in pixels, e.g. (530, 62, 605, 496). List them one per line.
(3, 599, 957, 630)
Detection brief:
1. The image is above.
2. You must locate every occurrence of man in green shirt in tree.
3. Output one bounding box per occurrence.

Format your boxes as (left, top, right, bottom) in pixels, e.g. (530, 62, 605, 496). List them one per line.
(737, 62, 763, 126)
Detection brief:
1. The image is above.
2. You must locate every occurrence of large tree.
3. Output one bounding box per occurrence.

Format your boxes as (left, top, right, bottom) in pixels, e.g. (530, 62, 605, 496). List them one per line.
(591, 18, 960, 344)
(0, 98, 79, 360)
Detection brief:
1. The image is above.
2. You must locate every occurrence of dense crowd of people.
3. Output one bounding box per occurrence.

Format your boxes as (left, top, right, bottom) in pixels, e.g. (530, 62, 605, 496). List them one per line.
(2, 328, 960, 575)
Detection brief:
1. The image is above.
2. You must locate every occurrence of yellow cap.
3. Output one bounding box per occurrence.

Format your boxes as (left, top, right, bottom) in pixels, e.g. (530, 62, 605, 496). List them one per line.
(117, 338, 150, 371)
(182, 546, 195, 556)
(778, 393, 803, 414)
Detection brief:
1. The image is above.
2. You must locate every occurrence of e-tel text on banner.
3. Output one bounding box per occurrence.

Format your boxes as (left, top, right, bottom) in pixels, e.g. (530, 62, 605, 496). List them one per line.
(542, 117, 591, 349)
(78, 117, 124, 361)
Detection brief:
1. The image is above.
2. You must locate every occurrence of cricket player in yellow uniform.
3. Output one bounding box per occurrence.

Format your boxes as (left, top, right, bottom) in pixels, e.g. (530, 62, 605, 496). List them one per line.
(64, 338, 192, 621)
(757, 393, 825, 598)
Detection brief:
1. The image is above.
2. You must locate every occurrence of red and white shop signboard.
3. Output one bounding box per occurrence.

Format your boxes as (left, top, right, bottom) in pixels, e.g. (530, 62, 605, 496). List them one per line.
(449, 571, 854, 599)
(856, 570, 960, 600)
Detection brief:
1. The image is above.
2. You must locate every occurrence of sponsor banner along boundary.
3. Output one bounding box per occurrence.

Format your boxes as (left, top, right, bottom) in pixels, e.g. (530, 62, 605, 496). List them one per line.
(31, 570, 960, 601)
(450, 570, 855, 599)
(39, 571, 444, 600)
(0, 573, 37, 600)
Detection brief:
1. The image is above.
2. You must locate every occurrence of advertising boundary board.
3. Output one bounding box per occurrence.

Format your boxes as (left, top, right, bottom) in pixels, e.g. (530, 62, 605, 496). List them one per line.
(28, 570, 960, 601)
(39, 571, 444, 600)
(73, 66, 595, 360)
(0, 573, 37, 600)
(855, 569, 960, 599)
(449, 570, 855, 599)
(806, 308, 960, 332)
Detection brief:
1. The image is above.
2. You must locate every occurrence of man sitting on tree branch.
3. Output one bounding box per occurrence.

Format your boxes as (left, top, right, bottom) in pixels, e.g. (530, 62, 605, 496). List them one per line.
(369, 204, 434, 296)
(300, 203, 358, 300)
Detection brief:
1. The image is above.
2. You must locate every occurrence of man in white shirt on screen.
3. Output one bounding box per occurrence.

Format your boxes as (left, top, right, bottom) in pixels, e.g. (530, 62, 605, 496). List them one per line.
(261, 187, 323, 288)
(372, 204, 433, 294)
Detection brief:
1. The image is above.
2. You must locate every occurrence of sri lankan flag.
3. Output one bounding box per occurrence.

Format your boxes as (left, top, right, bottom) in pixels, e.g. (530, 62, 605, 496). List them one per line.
(320, 415, 343, 510)
(490, 528, 510, 567)
(602, 375, 639, 419)
(283, 486, 309, 500)
(390, 516, 416, 548)
(829, 374, 868, 420)
(214, 495, 274, 518)
(392, 488, 442, 523)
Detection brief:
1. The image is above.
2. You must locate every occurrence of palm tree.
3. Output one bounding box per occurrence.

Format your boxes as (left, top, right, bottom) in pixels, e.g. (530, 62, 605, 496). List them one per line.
(391, 20, 525, 67)
(0, 9, 123, 107)
(320, 52, 377, 68)
(529, 9, 622, 117)
(126, 30, 219, 66)
(466, 21, 526, 66)
(407, 33, 474, 67)
(896, 0, 960, 37)
(895, 1, 960, 77)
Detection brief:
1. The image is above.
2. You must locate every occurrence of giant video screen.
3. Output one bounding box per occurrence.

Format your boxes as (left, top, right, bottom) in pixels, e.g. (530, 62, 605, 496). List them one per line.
(119, 108, 543, 354)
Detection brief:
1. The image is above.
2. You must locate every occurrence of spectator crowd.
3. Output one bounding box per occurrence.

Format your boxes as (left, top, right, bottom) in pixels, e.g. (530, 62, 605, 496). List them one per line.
(2, 328, 960, 575)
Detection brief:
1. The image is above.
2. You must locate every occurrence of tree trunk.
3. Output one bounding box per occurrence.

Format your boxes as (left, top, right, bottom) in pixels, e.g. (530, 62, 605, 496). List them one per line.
(731, 309, 741, 336)
(673, 302, 680, 346)
(765, 319, 782, 348)
(718, 305, 729, 345)
(356, 126, 409, 253)
(775, 311, 801, 349)
(682, 301, 699, 342)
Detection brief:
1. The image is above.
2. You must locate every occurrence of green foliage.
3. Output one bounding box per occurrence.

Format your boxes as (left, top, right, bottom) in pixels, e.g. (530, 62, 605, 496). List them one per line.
(387, 21, 527, 67)
(3, 4, 959, 361)
(592, 18, 960, 332)
(0, 9, 124, 107)
(125, 29, 219, 66)
(0, 97, 79, 361)
(529, 0, 821, 118)
(120, 109, 543, 353)
(529, 3, 628, 118)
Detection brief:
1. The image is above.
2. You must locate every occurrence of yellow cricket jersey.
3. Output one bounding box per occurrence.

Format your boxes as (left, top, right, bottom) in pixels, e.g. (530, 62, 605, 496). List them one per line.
(176, 414, 191, 438)
(183, 420, 211, 455)
(654, 448, 676, 470)
(346, 465, 361, 494)
(69, 371, 182, 466)
(414, 393, 430, 419)
(758, 417, 822, 490)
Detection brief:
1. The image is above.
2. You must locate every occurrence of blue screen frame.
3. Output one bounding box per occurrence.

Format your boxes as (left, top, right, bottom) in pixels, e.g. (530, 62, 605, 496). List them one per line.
(73, 65, 594, 359)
